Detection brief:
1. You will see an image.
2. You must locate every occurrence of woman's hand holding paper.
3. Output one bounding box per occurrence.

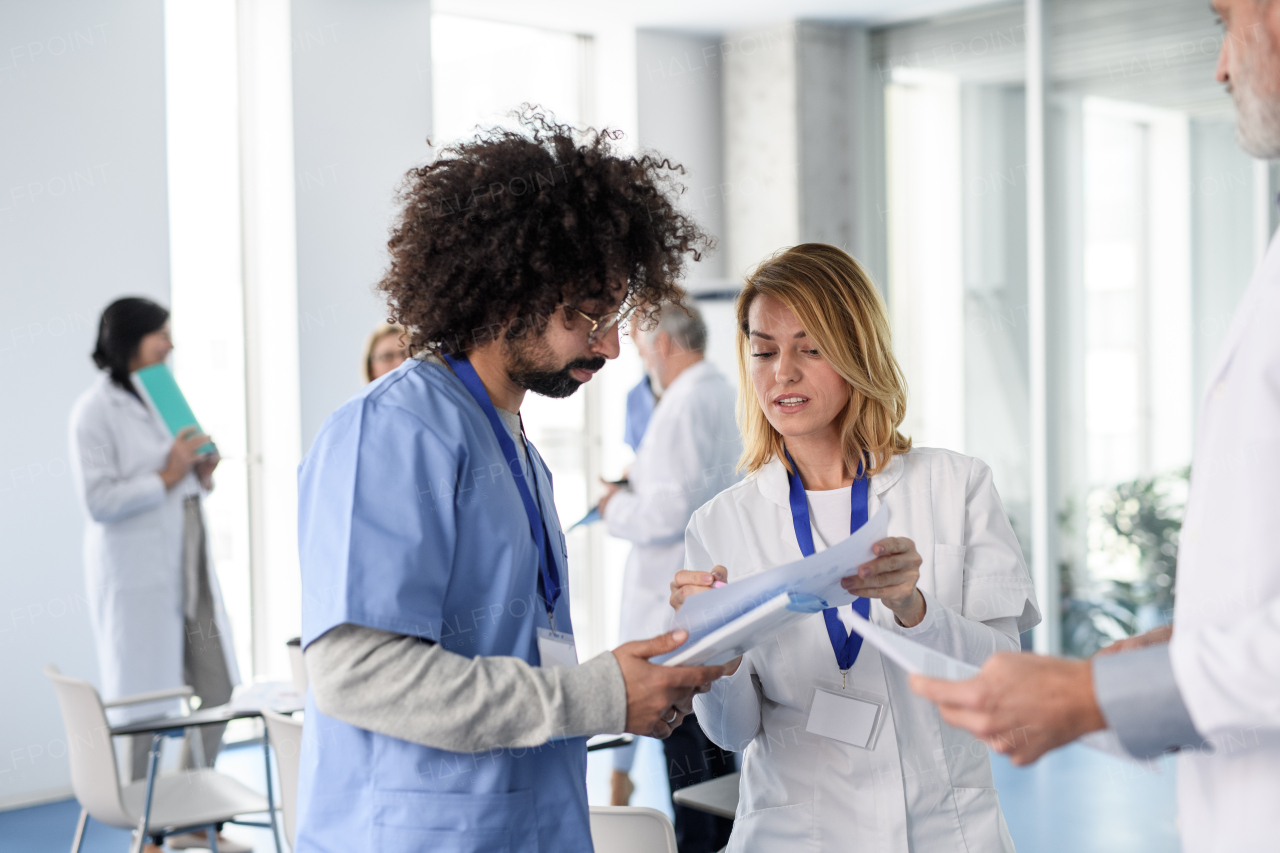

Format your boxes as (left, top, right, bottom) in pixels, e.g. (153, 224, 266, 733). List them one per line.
(668, 567, 742, 675)
(668, 566, 727, 611)
(840, 537, 926, 628)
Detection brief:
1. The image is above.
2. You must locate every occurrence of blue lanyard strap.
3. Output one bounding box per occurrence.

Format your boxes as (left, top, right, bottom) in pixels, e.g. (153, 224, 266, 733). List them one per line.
(783, 448, 870, 674)
(444, 354, 562, 623)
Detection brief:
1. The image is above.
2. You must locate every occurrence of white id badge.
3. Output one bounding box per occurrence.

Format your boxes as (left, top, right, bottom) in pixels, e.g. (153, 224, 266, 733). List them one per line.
(804, 684, 886, 750)
(537, 628, 579, 668)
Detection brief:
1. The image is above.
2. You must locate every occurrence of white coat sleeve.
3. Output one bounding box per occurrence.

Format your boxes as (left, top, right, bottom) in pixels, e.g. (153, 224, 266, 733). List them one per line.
(889, 459, 1030, 665)
(1170, 596, 1280, 742)
(685, 512, 763, 751)
(891, 591, 1021, 666)
(605, 401, 720, 547)
(70, 402, 166, 523)
(1167, 363, 1280, 744)
(958, 458, 1040, 632)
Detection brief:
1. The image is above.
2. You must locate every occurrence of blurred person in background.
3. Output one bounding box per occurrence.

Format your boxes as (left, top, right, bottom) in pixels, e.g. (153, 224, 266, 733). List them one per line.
(68, 297, 243, 853)
(363, 322, 409, 383)
(599, 300, 741, 852)
(624, 373, 658, 451)
(911, 2, 1280, 850)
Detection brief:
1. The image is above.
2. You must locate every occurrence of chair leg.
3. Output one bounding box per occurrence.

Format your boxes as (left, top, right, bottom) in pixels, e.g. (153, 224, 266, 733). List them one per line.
(207, 824, 220, 853)
(69, 807, 88, 853)
(130, 733, 163, 853)
(262, 728, 283, 853)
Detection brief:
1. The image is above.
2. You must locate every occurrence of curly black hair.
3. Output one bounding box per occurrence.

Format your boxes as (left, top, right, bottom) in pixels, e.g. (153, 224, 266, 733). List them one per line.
(378, 110, 709, 355)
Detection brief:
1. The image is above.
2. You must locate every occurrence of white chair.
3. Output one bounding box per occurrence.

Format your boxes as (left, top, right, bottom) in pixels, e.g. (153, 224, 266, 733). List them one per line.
(261, 709, 303, 848)
(45, 665, 272, 853)
(589, 806, 678, 853)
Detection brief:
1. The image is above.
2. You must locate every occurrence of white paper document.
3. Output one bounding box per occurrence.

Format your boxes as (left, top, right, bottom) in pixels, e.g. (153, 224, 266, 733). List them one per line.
(657, 505, 889, 665)
(841, 609, 1143, 763)
(844, 609, 980, 680)
(661, 591, 825, 666)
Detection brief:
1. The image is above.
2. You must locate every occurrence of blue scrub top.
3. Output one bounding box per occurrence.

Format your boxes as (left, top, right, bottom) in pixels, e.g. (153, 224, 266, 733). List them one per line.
(623, 375, 656, 452)
(293, 358, 590, 853)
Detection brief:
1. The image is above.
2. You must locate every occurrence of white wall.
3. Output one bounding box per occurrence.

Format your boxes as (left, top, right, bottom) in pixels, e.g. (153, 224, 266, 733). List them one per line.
(233, 0, 437, 680)
(885, 71, 965, 452)
(723, 24, 800, 277)
(0, 0, 171, 808)
(636, 29, 726, 280)
(292, 0, 434, 455)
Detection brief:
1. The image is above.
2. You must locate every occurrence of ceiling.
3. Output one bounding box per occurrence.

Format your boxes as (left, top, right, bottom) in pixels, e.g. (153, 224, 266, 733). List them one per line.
(432, 0, 1013, 35)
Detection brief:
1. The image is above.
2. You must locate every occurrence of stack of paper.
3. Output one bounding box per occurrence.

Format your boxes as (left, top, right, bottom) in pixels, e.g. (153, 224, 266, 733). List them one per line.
(656, 506, 888, 665)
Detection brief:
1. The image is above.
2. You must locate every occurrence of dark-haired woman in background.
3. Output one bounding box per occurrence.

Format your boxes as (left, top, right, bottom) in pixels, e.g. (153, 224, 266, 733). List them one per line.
(68, 298, 244, 853)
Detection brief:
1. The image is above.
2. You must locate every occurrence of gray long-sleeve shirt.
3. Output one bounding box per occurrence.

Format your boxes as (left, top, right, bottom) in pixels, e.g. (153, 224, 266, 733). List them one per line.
(1092, 641, 1203, 758)
(307, 623, 628, 752)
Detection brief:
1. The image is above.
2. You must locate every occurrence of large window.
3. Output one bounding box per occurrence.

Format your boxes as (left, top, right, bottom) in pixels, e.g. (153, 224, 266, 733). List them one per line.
(1064, 99, 1194, 652)
(879, 8, 1033, 584)
(878, 0, 1259, 655)
(1043, 1, 1251, 655)
(165, 0, 253, 678)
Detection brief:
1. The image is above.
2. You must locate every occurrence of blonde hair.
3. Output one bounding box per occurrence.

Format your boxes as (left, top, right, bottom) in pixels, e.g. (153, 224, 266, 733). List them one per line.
(363, 323, 408, 383)
(736, 244, 911, 478)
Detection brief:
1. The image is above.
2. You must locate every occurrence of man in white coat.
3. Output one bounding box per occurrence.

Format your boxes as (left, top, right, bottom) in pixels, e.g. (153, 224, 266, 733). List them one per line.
(912, 1, 1280, 850)
(599, 301, 742, 852)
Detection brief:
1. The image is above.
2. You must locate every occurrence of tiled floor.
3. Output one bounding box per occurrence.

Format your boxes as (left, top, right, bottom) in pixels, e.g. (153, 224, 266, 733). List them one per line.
(1, 738, 1177, 852)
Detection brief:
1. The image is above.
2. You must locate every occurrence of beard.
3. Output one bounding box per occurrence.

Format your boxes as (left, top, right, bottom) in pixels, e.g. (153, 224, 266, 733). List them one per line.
(506, 337, 605, 398)
(1232, 43, 1280, 159)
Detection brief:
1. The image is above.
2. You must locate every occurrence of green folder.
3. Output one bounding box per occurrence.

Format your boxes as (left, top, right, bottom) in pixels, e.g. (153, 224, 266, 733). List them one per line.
(132, 363, 216, 455)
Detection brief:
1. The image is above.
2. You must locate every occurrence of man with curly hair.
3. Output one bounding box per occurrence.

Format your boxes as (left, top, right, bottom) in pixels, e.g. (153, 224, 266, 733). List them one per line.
(293, 113, 729, 852)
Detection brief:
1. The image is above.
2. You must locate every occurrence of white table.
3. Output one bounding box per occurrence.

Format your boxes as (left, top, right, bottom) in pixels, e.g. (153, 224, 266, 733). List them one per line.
(671, 771, 739, 820)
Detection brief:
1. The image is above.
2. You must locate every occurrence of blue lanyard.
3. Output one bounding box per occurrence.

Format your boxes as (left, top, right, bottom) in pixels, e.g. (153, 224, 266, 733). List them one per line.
(444, 354, 563, 626)
(783, 448, 870, 676)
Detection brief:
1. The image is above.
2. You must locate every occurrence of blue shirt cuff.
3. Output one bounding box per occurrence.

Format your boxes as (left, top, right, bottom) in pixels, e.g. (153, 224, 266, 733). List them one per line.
(1091, 642, 1203, 759)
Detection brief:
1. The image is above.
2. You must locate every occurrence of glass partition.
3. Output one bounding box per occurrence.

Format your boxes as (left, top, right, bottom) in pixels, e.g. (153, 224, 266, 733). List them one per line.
(876, 3, 1033, 599)
(1044, 0, 1257, 654)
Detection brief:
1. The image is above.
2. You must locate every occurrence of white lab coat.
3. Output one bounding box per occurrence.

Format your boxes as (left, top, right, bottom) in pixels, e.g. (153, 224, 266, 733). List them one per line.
(690, 449, 1039, 853)
(68, 375, 239, 722)
(1168, 232, 1280, 852)
(605, 360, 742, 643)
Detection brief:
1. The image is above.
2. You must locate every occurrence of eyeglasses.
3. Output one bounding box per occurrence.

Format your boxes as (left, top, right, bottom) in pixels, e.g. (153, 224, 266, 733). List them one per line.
(573, 301, 637, 345)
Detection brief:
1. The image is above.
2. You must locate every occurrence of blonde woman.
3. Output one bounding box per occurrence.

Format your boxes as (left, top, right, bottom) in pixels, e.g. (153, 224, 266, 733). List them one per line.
(670, 244, 1038, 851)
(363, 323, 409, 382)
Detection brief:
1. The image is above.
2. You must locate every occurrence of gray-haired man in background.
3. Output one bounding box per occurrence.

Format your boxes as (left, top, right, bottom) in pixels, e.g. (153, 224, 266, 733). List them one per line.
(599, 302, 742, 852)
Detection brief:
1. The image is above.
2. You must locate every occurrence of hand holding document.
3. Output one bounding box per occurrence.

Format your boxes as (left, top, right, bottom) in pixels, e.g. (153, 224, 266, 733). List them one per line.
(843, 609, 1139, 762)
(667, 535, 1138, 762)
(657, 506, 888, 665)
